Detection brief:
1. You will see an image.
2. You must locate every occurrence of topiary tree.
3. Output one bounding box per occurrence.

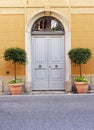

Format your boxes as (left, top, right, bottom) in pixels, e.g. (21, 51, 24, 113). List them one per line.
(3, 47, 27, 82)
(68, 48, 91, 76)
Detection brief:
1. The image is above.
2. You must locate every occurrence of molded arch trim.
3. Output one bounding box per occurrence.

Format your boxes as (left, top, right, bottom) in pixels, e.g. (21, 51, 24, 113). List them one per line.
(25, 9, 71, 86)
(25, 10, 70, 33)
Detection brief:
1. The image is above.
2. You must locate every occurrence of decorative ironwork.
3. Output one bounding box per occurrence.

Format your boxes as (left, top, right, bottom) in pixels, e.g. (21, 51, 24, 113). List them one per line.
(32, 16, 65, 33)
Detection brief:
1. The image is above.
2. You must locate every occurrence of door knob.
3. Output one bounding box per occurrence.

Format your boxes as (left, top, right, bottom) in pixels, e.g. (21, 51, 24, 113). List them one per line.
(55, 65, 58, 68)
(49, 66, 51, 68)
(39, 65, 42, 68)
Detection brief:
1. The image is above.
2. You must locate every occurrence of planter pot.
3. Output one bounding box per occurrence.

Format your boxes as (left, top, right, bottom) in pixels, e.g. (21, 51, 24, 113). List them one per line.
(9, 83, 23, 95)
(74, 82, 88, 93)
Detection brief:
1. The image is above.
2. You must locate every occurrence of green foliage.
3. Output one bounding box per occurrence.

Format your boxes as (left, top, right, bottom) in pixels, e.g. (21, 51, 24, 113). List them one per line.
(3, 47, 27, 82)
(3, 47, 27, 64)
(74, 76, 88, 83)
(68, 48, 91, 76)
(51, 26, 60, 31)
(68, 48, 91, 65)
(9, 79, 22, 84)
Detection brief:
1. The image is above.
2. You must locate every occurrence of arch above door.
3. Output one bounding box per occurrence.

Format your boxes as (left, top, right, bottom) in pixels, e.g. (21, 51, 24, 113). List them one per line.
(25, 10, 71, 90)
(31, 16, 65, 33)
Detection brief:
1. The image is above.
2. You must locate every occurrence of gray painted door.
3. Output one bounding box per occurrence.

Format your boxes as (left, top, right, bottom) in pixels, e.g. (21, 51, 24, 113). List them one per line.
(32, 35, 65, 90)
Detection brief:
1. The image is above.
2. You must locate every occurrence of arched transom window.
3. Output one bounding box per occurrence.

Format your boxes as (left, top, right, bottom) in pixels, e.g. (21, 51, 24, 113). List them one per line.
(32, 16, 65, 34)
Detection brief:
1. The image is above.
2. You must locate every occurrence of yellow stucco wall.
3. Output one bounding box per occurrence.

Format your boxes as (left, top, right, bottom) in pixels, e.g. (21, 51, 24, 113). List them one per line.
(71, 14, 94, 75)
(0, 14, 25, 76)
(0, 0, 94, 77)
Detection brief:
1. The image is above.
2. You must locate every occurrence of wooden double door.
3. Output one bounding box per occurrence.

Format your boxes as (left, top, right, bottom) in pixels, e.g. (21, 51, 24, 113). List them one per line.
(32, 35, 65, 90)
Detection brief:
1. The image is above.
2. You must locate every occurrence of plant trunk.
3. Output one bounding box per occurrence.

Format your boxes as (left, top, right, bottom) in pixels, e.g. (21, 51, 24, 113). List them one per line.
(79, 64, 82, 77)
(14, 62, 16, 81)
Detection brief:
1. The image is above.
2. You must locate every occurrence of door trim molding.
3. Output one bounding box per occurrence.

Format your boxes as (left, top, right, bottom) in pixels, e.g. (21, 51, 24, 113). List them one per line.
(25, 10, 71, 89)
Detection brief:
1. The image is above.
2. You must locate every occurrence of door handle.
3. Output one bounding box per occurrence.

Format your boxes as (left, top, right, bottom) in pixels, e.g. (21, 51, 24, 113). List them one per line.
(55, 65, 58, 68)
(49, 66, 51, 68)
(39, 65, 42, 68)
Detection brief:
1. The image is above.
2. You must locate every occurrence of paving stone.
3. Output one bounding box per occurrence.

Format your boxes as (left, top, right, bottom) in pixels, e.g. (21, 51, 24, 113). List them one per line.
(0, 94, 94, 130)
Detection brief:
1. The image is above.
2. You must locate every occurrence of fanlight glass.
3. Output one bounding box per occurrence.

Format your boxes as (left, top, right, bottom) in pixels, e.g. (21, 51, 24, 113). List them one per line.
(32, 16, 64, 32)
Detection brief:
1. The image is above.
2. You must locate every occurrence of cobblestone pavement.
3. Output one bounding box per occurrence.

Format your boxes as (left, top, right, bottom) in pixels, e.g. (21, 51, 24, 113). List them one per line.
(0, 94, 94, 130)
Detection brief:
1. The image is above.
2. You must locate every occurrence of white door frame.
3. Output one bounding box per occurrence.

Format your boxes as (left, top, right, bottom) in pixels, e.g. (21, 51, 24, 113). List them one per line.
(25, 10, 71, 89)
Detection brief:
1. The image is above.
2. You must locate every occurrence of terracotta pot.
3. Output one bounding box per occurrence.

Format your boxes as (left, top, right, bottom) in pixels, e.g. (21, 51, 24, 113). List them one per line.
(9, 83, 23, 95)
(74, 82, 88, 93)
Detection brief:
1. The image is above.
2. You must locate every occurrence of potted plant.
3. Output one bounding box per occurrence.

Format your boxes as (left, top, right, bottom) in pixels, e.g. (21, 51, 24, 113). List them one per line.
(3, 47, 27, 95)
(68, 48, 91, 93)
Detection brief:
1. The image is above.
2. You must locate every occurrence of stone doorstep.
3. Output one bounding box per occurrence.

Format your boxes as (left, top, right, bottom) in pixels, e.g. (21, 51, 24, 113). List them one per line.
(0, 90, 71, 95)
(0, 90, 94, 95)
(30, 90, 72, 95)
(26, 90, 94, 95)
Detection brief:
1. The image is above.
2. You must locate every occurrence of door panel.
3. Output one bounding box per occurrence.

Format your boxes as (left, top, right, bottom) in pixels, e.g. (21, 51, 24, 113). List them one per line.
(32, 35, 64, 90)
(32, 36, 48, 90)
(49, 36, 63, 62)
(49, 36, 64, 90)
(34, 69, 47, 81)
(34, 37, 47, 63)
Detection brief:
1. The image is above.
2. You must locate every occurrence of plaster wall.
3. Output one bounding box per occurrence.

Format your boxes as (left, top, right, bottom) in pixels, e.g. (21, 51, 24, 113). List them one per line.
(0, 0, 94, 85)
